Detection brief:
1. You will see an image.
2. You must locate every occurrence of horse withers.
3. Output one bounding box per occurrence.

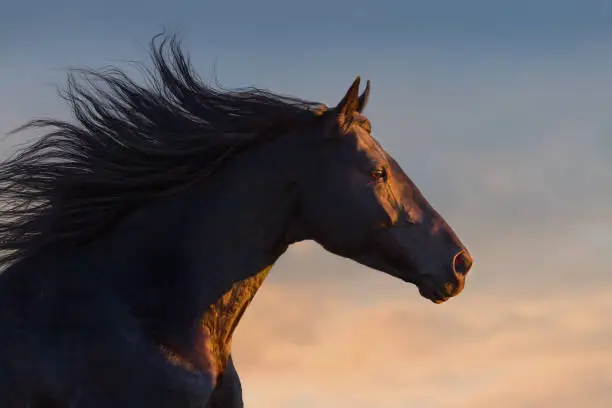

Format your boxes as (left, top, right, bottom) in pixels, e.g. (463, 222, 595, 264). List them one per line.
(0, 36, 472, 407)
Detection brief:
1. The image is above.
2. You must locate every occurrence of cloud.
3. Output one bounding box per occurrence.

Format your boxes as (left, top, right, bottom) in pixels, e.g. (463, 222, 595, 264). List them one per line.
(232, 282, 612, 408)
(2, 27, 612, 408)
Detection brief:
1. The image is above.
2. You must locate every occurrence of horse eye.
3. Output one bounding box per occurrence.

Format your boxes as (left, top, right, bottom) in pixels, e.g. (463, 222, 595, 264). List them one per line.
(370, 167, 388, 181)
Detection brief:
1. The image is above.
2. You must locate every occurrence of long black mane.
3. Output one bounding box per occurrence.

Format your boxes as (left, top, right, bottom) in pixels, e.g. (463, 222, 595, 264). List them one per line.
(0, 35, 324, 266)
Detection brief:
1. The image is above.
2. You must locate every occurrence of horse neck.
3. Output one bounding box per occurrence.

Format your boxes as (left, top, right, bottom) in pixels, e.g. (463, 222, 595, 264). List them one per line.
(180, 132, 310, 287)
(104, 130, 312, 368)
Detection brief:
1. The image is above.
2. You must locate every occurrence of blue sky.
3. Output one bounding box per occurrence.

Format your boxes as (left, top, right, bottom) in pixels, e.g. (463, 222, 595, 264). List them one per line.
(3, 0, 612, 51)
(3, 1, 612, 407)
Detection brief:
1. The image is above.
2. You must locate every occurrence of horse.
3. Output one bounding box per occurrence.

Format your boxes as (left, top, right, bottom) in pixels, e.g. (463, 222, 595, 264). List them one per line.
(0, 35, 473, 407)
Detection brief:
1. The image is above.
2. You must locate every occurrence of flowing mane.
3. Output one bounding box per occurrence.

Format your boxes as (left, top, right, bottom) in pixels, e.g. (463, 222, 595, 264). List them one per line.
(0, 34, 324, 266)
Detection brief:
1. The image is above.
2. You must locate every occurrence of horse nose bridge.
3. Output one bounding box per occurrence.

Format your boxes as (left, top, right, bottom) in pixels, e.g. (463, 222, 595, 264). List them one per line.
(423, 211, 472, 276)
(428, 212, 467, 252)
(426, 214, 459, 246)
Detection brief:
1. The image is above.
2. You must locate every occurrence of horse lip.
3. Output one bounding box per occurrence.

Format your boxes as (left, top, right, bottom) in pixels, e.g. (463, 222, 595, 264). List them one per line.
(353, 248, 451, 303)
(418, 281, 450, 303)
(378, 249, 460, 302)
(373, 258, 452, 303)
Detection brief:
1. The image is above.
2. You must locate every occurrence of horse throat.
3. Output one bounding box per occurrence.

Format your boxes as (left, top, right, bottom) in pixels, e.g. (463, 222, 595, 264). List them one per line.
(159, 265, 272, 381)
(200, 264, 272, 376)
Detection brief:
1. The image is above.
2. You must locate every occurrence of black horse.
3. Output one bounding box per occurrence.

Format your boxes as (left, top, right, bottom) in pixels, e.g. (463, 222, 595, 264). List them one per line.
(0, 35, 473, 407)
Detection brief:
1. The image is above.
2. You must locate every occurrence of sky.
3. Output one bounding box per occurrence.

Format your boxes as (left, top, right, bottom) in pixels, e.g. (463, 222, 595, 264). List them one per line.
(2, 1, 612, 407)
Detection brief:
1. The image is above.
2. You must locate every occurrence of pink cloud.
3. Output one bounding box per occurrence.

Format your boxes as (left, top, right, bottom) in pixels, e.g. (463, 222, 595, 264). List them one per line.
(232, 283, 612, 407)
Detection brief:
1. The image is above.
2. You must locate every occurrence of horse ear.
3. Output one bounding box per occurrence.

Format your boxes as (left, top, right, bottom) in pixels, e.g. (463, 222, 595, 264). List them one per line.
(336, 76, 361, 119)
(357, 80, 370, 113)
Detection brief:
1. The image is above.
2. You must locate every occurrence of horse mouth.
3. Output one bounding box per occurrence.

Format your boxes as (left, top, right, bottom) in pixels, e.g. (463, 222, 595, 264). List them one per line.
(364, 256, 456, 304)
(374, 254, 458, 304)
(352, 248, 460, 304)
(417, 279, 451, 303)
(391, 267, 453, 303)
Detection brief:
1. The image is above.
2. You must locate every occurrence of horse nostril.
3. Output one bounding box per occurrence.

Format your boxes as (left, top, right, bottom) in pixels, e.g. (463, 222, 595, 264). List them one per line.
(453, 250, 473, 276)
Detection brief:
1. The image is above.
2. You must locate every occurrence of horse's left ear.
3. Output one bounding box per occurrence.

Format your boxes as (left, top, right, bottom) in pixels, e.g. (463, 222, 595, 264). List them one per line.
(332, 77, 370, 133)
(335, 77, 370, 115)
(336, 76, 361, 119)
